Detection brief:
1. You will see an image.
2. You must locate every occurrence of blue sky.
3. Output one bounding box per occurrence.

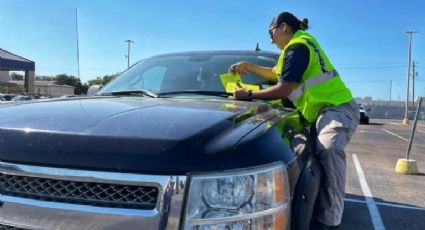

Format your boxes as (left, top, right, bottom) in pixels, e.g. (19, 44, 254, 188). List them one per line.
(1, 0, 424, 100)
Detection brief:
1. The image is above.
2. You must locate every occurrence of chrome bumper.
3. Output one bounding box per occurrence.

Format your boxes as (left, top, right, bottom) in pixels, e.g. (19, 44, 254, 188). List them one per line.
(0, 161, 187, 230)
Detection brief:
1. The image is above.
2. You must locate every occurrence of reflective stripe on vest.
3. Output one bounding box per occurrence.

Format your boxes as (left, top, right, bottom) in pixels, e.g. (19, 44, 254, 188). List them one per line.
(288, 69, 339, 101)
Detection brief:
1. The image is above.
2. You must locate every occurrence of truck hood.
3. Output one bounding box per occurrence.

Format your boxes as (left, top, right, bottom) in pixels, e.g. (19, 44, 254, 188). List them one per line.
(0, 97, 276, 173)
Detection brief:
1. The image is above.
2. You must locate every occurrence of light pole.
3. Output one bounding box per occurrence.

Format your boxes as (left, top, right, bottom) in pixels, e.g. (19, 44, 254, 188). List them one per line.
(125, 39, 134, 68)
(403, 30, 418, 125)
(76, 8, 80, 79)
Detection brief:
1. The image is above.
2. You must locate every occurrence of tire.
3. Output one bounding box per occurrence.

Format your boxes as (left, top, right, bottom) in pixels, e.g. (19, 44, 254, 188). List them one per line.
(360, 113, 369, 125)
(360, 117, 369, 124)
(364, 117, 369, 124)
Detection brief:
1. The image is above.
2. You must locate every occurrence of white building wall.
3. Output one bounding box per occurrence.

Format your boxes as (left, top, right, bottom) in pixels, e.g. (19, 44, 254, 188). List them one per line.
(0, 71, 10, 82)
(35, 85, 74, 96)
(50, 86, 74, 96)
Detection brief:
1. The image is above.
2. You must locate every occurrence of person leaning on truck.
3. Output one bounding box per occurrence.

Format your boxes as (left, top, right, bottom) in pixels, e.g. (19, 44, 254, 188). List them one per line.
(229, 11, 360, 229)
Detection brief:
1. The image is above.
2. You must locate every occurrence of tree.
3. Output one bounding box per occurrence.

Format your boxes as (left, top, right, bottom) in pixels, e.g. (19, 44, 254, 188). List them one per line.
(54, 74, 88, 95)
(10, 72, 24, 80)
(87, 73, 119, 86)
(36, 75, 54, 81)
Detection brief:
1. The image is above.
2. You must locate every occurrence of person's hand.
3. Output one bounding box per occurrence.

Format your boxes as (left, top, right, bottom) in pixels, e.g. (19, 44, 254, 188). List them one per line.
(229, 61, 250, 75)
(233, 82, 250, 100)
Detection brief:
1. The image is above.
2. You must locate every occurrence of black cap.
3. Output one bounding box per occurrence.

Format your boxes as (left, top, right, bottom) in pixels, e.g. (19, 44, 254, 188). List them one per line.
(269, 12, 301, 31)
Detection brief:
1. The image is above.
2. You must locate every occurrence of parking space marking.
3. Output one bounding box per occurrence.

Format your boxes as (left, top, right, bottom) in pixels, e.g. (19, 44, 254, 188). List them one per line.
(345, 198, 425, 212)
(417, 130, 425, 134)
(357, 130, 383, 134)
(352, 154, 385, 230)
(381, 128, 408, 142)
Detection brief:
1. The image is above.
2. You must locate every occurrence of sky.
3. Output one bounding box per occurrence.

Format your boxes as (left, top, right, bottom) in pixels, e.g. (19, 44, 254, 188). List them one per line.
(1, 0, 424, 100)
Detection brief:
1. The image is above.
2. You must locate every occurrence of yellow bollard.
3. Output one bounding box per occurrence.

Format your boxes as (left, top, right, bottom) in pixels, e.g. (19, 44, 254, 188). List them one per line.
(402, 118, 409, 125)
(395, 158, 418, 174)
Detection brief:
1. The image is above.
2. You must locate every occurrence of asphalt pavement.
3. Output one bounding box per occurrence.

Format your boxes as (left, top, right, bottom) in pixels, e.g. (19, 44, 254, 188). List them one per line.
(340, 119, 425, 230)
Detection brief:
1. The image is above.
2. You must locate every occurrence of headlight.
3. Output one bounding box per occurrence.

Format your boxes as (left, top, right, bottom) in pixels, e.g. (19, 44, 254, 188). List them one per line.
(183, 163, 290, 230)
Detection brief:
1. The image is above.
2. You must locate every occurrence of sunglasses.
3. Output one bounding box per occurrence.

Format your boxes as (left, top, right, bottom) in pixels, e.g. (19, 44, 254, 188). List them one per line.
(269, 23, 284, 39)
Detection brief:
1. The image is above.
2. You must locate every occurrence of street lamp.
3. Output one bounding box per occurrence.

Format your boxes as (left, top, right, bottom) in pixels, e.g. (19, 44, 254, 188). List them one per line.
(125, 39, 134, 68)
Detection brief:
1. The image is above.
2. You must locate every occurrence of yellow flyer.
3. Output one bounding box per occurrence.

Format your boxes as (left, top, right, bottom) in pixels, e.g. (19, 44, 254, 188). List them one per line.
(219, 73, 259, 93)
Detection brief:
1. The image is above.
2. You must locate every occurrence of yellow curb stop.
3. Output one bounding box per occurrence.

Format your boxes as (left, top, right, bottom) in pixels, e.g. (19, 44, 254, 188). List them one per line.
(395, 158, 418, 174)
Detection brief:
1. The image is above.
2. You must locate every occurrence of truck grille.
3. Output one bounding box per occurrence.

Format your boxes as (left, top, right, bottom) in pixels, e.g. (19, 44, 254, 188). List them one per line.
(0, 172, 159, 210)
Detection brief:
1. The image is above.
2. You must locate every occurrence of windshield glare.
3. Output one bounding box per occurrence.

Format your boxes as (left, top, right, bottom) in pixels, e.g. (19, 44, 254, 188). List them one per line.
(99, 53, 277, 96)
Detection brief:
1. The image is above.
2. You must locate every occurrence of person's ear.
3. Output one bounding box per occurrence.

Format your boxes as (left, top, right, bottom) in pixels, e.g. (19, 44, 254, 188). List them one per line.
(281, 23, 287, 32)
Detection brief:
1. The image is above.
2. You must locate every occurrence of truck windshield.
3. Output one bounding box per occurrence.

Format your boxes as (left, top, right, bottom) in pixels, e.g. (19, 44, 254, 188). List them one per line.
(98, 52, 278, 96)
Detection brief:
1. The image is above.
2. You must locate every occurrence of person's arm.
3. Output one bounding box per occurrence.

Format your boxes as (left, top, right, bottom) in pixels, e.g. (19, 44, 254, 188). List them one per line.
(234, 81, 297, 100)
(234, 44, 309, 100)
(229, 62, 277, 81)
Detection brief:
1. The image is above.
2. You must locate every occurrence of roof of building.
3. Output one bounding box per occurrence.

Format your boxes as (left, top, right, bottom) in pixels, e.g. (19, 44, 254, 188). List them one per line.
(0, 48, 35, 71)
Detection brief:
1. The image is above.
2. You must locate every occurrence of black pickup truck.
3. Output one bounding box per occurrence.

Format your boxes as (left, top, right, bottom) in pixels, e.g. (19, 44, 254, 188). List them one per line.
(0, 51, 321, 230)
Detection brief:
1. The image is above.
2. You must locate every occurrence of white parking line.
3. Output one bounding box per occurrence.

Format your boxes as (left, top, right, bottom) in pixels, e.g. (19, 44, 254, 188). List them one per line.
(357, 130, 383, 134)
(352, 154, 385, 230)
(381, 129, 408, 142)
(345, 198, 425, 212)
(417, 130, 425, 134)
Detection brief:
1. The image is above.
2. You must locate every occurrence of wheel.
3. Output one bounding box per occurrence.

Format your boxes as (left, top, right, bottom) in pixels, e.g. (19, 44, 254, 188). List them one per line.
(360, 113, 369, 125)
(364, 117, 369, 124)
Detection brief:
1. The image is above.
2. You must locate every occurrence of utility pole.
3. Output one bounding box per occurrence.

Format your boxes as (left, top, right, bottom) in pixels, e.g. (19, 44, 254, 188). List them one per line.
(125, 40, 134, 68)
(411, 61, 416, 109)
(403, 30, 418, 125)
(389, 80, 392, 102)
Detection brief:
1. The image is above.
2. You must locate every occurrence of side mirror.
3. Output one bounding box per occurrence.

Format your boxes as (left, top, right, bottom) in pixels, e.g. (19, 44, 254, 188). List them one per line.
(87, 85, 103, 96)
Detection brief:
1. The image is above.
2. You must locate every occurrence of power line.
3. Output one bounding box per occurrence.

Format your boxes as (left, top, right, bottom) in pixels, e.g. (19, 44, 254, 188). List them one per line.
(345, 79, 425, 83)
(338, 66, 405, 70)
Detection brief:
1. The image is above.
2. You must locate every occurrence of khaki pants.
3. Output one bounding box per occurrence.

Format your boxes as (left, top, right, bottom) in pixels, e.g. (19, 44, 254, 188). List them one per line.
(315, 100, 359, 226)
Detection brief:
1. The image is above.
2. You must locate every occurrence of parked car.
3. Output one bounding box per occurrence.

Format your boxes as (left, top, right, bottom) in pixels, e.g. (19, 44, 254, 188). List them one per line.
(359, 104, 370, 124)
(0, 51, 321, 230)
(11, 95, 32, 101)
(0, 93, 15, 101)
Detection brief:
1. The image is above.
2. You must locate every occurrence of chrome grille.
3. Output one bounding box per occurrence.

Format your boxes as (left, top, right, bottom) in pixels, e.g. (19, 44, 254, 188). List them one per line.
(0, 172, 159, 210)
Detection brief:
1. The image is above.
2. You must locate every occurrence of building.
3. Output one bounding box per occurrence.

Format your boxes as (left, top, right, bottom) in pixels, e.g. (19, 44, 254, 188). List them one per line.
(10, 81, 74, 97)
(0, 48, 35, 92)
(0, 71, 10, 82)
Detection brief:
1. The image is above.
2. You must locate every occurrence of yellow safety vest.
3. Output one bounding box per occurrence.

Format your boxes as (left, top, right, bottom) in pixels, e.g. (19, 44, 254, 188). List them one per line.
(274, 31, 353, 123)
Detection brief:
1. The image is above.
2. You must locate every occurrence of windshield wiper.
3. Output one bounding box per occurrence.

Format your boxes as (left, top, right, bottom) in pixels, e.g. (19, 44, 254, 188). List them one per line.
(102, 89, 158, 98)
(158, 90, 232, 98)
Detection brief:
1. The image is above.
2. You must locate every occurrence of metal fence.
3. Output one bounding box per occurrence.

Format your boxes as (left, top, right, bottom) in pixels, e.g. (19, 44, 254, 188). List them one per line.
(355, 99, 425, 120)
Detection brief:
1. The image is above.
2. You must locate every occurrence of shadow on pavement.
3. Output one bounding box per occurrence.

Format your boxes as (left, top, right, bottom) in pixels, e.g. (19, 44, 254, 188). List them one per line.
(366, 122, 384, 126)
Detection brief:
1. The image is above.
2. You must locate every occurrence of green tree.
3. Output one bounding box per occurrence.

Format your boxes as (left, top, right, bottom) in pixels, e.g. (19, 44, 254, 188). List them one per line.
(36, 75, 54, 81)
(10, 72, 24, 80)
(54, 74, 89, 95)
(87, 73, 119, 86)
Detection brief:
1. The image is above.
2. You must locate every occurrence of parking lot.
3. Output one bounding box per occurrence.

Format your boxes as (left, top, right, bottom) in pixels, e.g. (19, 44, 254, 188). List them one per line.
(340, 119, 425, 230)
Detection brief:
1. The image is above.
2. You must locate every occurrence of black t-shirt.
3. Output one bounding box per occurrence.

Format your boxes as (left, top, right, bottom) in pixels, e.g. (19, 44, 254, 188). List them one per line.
(278, 44, 310, 83)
